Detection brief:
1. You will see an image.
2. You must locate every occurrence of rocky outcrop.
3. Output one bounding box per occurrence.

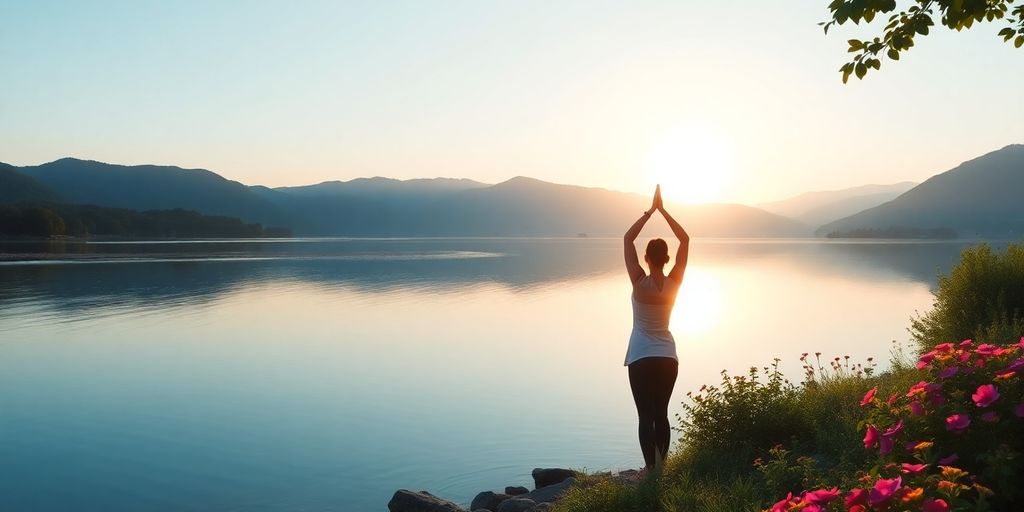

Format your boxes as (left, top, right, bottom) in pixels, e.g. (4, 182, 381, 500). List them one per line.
(531, 468, 577, 489)
(470, 491, 512, 512)
(389, 490, 464, 512)
(496, 498, 536, 512)
(391, 466, 586, 512)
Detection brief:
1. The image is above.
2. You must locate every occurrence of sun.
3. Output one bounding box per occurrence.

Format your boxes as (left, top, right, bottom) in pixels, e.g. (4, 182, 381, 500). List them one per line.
(644, 126, 737, 204)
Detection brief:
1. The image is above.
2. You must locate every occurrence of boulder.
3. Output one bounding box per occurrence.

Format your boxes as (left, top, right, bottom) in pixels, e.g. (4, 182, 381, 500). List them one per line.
(496, 498, 536, 512)
(531, 468, 576, 489)
(470, 491, 511, 512)
(517, 477, 576, 504)
(388, 490, 465, 512)
(528, 504, 552, 512)
(504, 486, 529, 496)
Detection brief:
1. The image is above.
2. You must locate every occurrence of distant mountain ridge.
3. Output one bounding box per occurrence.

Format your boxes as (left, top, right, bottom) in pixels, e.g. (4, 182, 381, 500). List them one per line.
(17, 158, 291, 227)
(819, 144, 1024, 238)
(758, 182, 917, 227)
(0, 158, 808, 237)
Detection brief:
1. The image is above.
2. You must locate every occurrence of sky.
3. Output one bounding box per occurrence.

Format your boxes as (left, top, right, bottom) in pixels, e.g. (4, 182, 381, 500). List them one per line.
(1, 0, 1021, 204)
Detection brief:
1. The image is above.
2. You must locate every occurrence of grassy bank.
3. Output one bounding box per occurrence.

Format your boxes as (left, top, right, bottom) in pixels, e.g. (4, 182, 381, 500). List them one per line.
(554, 355, 922, 512)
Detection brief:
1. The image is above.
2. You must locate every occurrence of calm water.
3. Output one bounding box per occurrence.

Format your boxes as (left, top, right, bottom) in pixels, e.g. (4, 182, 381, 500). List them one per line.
(0, 238, 977, 511)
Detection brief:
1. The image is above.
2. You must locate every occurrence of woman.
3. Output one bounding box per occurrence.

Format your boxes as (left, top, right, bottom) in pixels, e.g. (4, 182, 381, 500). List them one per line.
(622, 184, 689, 470)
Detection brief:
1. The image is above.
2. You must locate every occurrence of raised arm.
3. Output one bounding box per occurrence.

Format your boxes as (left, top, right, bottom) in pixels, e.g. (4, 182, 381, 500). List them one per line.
(624, 209, 654, 283)
(659, 206, 690, 282)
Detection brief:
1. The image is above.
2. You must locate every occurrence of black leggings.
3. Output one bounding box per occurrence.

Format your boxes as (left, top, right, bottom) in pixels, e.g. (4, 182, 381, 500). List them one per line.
(628, 357, 678, 467)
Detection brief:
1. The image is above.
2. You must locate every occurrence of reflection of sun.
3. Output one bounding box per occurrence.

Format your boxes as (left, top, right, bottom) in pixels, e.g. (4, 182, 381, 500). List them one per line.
(645, 126, 737, 204)
(672, 267, 722, 336)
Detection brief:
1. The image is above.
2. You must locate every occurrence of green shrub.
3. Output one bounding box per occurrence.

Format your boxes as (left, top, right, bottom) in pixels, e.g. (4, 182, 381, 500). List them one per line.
(678, 360, 808, 467)
(911, 243, 1024, 352)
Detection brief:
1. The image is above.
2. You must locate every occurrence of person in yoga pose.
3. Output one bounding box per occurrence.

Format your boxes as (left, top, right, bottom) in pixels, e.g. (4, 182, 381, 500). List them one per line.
(622, 185, 689, 470)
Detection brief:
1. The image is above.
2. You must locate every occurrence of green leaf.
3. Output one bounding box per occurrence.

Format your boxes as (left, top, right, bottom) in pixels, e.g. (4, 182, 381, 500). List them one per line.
(887, 48, 900, 60)
(1016, 35, 1024, 48)
(855, 62, 867, 78)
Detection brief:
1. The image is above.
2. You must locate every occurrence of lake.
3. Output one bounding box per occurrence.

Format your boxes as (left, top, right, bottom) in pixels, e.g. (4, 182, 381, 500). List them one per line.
(0, 238, 978, 511)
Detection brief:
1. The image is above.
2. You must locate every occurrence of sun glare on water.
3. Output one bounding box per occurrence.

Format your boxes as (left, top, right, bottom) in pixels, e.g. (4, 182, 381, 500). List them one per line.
(644, 127, 737, 204)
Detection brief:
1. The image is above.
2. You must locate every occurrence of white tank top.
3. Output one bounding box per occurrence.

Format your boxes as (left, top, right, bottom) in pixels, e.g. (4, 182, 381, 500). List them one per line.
(624, 275, 679, 366)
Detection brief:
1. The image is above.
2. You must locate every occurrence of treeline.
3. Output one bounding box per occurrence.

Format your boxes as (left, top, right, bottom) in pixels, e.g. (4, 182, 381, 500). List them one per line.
(825, 226, 958, 239)
(0, 204, 292, 238)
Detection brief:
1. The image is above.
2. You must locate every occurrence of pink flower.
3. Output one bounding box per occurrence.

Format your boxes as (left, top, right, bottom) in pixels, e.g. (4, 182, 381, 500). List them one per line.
(804, 487, 840, 505)
(1015, 404, 1024, 418)
(938, 453, 959, 465)
(938, 366, 959, 379)
(867, 476, 901, 507)
(901, 462, 928, 474)
(946, 414, 970, 433)
(771, 492, 796, 512)
(863, 424, 879, 449)
(976, 343, 1001, 356)
(981, 411, 999, 422)
(935, 343, 954, 353)
(959, 340, 973, 349)
(909, 400, 925, 416)
(972, 384, 1000, 407)
(922, 498, 950, 512)
(917, 351, 936, 369)
(886, 393, 899, 405)
(860, 387, 877, 407)
(845, 488, 867, 507)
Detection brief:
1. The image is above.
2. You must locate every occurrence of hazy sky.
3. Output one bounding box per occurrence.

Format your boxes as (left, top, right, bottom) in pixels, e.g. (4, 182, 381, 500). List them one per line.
(2, 1, 1021, 203)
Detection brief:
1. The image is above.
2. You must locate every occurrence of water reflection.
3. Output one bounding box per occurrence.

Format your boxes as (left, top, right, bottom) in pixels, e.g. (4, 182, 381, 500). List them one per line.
(0, 239, 983, 327)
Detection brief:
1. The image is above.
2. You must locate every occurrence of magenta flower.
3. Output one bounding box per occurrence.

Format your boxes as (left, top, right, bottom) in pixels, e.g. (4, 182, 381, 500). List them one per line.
(909, 400, 925, 416)
(981, 411, 999, 422)
(879, 436, 893, 456)
(901, 462, 928, 474)
(938, 453, 959, 465)
(1007, 358, 1024, 372)
(860, 387, 877, 407)
(938, 366, 959, 379)
(935, 342, 954, 353)
(770, 492, 796, 512)
(867, 476, 901, 507)
(883, 420, 904, 437)
(844, 488, 867, 508)
(863, 424, 879, 449)
(972, 384, 1000, 407)
(959, 340, 973, 349)
(922, 498, 950, 512)
(804, 487, 840, 505)
(1015, 404, 1024, 418)
(946, 414, 970, 433)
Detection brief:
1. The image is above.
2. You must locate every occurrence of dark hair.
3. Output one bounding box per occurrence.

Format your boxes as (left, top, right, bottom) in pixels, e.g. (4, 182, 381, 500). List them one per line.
(645, 238, 669, 267)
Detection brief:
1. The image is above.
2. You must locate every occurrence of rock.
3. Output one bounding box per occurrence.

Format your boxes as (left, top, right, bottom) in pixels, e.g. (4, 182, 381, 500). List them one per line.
(496, 498, 536, 512)
(531, 468, 576, 489)
(388, 490, 465, 512)
(504, 486, 529, 496)
(470, 491, 511, 512)
(517, 477, 576, 505)
(528, 504, 552, 512)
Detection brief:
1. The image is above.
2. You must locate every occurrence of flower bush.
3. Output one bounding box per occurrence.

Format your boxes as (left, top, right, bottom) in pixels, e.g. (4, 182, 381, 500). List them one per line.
(768, 338, 1024, 511)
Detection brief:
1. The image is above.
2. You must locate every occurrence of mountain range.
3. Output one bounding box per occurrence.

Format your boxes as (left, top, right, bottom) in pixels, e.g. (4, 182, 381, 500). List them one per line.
(818, 144, 1024, 238)
(758, 182, 917, 227)
(2, 143, 1022, 238)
